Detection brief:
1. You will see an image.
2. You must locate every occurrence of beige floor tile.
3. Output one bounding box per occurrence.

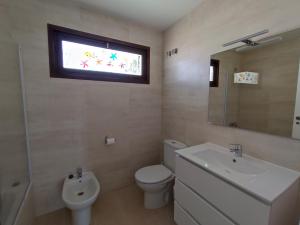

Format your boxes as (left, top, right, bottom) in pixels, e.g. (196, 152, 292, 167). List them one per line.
(34, 185, 175, 225)
(35, 208, 71, 225)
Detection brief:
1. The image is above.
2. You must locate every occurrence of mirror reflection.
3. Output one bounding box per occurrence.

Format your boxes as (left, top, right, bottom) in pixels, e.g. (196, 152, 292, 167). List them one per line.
(208, 28, 300, 139)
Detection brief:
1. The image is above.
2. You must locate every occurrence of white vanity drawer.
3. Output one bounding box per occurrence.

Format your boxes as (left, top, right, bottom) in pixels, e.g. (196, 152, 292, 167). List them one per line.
(175, 156, 270, 225)
(174, 201, 199, 225)
(175, 179, 234, 225)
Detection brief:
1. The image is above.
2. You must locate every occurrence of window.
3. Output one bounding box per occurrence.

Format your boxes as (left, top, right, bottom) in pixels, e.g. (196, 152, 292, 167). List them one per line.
(48, 24, 150, 84)
(210, 59, 219, 87)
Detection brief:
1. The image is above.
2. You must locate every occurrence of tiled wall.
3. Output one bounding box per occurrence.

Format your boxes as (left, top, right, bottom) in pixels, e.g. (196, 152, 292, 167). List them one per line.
(4, 0, 300, 218)
(163, 0, 300, 172)
(15, 184, 35, 225)
(163, 0, 300, 214)
(4, 0, 163, 216)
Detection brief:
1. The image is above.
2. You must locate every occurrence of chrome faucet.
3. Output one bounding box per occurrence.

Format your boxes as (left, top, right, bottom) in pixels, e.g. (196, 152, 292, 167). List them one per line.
(76, 167, 83, 179)
(229, 144, 243, 157)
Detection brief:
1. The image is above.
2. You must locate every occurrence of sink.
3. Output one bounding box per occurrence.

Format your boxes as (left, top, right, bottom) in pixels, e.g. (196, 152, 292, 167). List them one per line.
(192, 149, 267, 176)
(176, 143, 300, 203)
(62, 171, 100, 225)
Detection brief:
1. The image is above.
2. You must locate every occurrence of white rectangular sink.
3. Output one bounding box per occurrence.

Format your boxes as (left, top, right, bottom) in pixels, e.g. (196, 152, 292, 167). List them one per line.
(176, 143, 300, 203)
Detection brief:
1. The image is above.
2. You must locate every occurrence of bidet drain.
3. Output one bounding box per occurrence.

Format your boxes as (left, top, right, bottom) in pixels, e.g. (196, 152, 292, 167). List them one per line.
(77, 192, 84, 196)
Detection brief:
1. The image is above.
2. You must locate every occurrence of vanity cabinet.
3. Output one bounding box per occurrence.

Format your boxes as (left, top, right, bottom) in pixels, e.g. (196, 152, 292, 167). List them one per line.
(175, 179, 234, 225)
(174, 202, 199, 225)
(174, 155, 300, 225)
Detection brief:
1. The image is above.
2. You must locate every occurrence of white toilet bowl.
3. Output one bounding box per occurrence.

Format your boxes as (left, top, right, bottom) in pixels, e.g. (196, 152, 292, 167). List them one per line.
(62, 171, 100, 225)
(135, 165, 174, 209)
(135, 140, 187, 209)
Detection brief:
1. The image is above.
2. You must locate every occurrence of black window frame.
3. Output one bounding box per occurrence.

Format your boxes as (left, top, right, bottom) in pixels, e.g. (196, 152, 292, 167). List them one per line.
(210, 59, 219, 87)
(47, 24, 150, 84)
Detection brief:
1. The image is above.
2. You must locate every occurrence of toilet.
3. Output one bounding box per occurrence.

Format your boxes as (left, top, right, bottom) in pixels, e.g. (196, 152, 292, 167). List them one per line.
(135, 139, 186, 209)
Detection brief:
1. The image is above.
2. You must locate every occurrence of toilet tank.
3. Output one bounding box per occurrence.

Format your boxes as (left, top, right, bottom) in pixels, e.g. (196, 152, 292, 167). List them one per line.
(164, 139, 187, 172)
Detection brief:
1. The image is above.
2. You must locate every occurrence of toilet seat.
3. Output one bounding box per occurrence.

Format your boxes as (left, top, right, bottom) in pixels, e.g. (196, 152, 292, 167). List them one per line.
(135, 165, 172, 184)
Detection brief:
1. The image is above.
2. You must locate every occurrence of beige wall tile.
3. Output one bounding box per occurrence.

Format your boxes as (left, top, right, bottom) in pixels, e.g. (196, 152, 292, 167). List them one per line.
(163, 0, 300, 171)
(15, 185, 35, 225)
(163, 3, 300, 218)
(3, 0, 163, 216)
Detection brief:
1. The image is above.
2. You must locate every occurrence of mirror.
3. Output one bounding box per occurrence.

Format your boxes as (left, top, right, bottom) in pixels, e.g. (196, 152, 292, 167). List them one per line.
(208, 28, 300, 140)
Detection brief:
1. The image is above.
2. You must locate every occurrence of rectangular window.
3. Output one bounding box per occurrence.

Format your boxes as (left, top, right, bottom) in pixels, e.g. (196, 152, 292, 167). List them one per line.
(210, 59, 219, 87)
(48, 24, 150, 84)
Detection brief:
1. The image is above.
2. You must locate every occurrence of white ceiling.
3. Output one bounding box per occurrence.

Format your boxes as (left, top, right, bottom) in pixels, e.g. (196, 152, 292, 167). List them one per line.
(74, 0, 203, 30)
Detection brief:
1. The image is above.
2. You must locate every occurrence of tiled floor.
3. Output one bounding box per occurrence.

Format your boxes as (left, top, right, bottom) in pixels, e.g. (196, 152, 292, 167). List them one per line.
(35, 184, 176, 225)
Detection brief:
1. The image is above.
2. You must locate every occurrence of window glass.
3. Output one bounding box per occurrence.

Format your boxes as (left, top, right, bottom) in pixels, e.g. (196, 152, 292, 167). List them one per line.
(209, 65, 214, 82)
(210, 59, 219, 87)
(48, 24, 150, 84)
(62, 41, 143, 76)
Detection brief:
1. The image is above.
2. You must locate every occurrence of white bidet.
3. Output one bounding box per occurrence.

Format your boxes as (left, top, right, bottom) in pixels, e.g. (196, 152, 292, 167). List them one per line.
(62, 171, 100, 225)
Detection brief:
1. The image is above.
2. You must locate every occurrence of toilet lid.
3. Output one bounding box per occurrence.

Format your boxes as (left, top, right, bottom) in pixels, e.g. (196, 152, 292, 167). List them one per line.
(135, 165, 172, 184)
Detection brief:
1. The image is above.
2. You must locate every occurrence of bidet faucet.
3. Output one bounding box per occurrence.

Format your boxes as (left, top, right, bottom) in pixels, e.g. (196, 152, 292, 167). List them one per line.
(229, 144, 243, 157)
(76, 167, 83, 179)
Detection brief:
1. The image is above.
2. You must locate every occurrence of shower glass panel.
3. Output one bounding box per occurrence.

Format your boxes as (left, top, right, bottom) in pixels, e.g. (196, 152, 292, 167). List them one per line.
(0, 38, 30, 224)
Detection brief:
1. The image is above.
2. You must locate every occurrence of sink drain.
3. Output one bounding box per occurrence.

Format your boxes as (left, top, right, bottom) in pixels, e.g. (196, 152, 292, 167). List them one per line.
(77, 192, 84, 196)
(11, 181, 20, 187)
(225, 169, 231, 174)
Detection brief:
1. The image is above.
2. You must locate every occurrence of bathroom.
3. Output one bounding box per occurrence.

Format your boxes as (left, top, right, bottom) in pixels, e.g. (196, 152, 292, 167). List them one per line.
(1, 0, 300, 225)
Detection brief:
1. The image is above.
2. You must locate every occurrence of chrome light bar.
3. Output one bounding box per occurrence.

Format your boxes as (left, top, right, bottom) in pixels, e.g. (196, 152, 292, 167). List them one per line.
(223, 29, 269, 47)
(235, 36, 282, 52)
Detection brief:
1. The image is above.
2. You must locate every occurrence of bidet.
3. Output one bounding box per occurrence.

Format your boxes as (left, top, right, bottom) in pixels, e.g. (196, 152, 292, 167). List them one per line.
(62, 171, 100, 225)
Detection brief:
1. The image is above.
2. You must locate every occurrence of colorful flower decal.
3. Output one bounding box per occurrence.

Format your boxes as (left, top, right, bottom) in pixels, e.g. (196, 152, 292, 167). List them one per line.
(84, 51, 93, 58)
(81, 60, 89, 68)
(110, 53, 117, 60)
(96, 59, 103, 65)
(62, 41, 142, 75)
